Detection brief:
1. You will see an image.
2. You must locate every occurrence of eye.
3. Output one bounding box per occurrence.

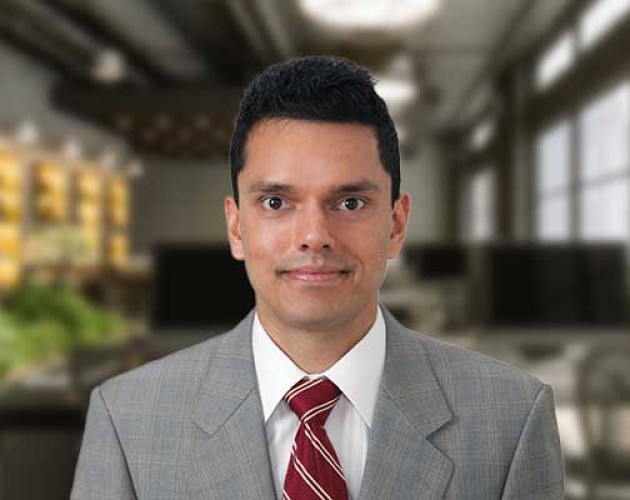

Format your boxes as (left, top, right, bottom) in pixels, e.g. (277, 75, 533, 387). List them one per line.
(261, 196, 286, 210)
(337, 197, 366, 211)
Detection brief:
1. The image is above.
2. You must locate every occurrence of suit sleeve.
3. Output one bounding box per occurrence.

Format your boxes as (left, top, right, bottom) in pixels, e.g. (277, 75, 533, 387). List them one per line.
(71, 386, 137, 499)
(501, 383, 565, 499)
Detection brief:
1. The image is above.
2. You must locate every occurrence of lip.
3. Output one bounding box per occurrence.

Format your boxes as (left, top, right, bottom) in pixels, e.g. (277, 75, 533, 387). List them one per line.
(285, 266, 346, 273)
(281, 268, 351, 284)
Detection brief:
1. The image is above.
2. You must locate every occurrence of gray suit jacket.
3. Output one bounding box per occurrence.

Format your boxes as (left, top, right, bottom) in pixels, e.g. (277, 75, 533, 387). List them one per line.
(71, 305, 564, 499)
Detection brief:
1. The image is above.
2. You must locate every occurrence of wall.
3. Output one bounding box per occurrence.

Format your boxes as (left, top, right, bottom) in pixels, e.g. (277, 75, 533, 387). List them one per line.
(400, 140, 449, 243)
(0, 42, 124, 149)
(131, 157, 232, 254)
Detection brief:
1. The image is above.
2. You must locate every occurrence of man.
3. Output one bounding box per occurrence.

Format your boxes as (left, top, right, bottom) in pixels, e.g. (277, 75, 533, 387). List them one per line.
(72, 56, 564, 499)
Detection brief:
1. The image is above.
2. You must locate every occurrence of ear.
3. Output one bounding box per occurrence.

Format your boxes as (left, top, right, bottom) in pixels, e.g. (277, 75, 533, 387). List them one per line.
(387, 193, 411, 259)
(224, 195, 244, 261)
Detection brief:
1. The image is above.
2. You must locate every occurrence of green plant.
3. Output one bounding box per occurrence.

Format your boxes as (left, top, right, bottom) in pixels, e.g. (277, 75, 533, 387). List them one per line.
(0, 281, 128, 380)
(0, 309, 21, 378)
(0, 309, 66, 378)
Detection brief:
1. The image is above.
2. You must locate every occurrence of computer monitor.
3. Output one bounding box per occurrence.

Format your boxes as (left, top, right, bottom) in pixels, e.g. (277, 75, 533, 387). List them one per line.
(403, 244, 468, 281)
(152, 243, 255, 330)
(476, 243, 629, 327)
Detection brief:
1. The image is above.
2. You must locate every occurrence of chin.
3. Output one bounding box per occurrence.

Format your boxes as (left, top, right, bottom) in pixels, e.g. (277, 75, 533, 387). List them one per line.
(278, 304, 338, 326)
(285, 310, 333, 329)
(283, 300, 361, 329)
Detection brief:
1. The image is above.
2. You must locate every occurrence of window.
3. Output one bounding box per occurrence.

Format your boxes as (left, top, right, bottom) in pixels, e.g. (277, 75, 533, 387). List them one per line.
(531, 1, 630, 242)
(536, 31, 576, 90)
(535, 121, 572, 240)
(579, 0, 630, 49)
(579, 81, 629, 181)
(534, 83, 630, 241)
(578, 81, 630, 240)
(470, 168, 496, 242)
(538, 197, 571, 241)
(580, 182, 629, 239)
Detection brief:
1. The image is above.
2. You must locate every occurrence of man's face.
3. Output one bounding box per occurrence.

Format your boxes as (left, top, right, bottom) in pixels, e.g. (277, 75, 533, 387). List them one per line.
(225, 119, 410, 332)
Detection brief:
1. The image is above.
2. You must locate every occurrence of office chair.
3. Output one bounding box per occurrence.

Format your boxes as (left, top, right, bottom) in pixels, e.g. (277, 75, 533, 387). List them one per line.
(575, 344, 630, 499)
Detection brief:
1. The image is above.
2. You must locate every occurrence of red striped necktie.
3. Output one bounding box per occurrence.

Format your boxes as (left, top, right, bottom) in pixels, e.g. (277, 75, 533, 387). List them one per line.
(283, 377, 349, 500)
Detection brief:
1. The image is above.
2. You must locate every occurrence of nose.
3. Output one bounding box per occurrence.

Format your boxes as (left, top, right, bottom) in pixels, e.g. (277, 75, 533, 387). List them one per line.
(293, 202, 335, 252)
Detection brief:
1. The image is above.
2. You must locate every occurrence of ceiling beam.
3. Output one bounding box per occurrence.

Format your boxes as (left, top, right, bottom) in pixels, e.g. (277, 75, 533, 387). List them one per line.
(0, 0, 96, 81)
(42, 0, 173, 85)
(51, 83, 244, 159)
(224, 0, 296, 65)
(0, 21, 82, 80)
(446, 0, 540, 127)
(250, 0, 296, 60)
(51, 83, 242, 131)
(224, 0, 278, 65)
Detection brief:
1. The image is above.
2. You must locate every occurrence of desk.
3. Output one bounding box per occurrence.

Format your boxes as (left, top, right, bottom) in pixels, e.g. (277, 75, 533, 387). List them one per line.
(0, 384, 84, 500)
(421, 327, 629, 401)
(0, 340, 147, 500)
(426, 326, 630, 499)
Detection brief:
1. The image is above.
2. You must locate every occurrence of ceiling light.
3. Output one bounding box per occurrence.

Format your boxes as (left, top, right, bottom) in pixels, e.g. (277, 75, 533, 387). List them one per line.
(62, 138, 83, 162)
(376, 78, 417, 103)
(470, 120, 495, 151)
(580, 0, 630, 49)
(100, 150, 118, 170)
(92, 49, 126, 83)
(536, 32, 575, 90)
(128, 160, 144, 178)
(375, 78, 417, 116)
(15, 121, 39, 145)
(299, 0, 440, 31)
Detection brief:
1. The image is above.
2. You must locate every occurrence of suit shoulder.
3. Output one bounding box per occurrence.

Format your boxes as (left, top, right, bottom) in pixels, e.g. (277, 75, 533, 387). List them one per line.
(405, 328, 545, 401)
(98, 329, 232, 410)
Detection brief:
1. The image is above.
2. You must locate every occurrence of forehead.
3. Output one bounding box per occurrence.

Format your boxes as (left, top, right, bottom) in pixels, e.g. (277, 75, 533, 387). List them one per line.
(241, 119, 387, 188)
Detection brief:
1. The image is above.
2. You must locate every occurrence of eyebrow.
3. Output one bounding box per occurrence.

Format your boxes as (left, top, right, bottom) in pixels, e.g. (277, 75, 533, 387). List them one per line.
(247, 180, 380, 196)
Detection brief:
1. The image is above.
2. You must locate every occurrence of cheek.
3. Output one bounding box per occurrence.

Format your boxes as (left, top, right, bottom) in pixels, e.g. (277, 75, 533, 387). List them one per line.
(367, 222, 394, 269)
(350, 215, 391, 249)
(344, 224, 391, 269)
(241, 219, 286, 263)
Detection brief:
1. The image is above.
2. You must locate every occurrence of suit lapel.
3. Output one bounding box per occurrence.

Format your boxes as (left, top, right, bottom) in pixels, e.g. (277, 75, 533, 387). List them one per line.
(183, 305, 453, 499)
(358, 305, 454, 500)
(184, 309, 277, 500)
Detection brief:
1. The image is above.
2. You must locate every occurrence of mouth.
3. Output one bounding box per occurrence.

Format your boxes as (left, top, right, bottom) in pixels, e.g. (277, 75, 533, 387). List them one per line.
(279, 269, 352, 284)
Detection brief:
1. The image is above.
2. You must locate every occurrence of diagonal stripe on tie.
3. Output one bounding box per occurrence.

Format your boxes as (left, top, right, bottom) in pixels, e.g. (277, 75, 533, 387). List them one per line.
(304, 424, 345, 479)
(283, 377, 348, 500)
(285, 378, 323, 403)
(302, 396, 340, 422)
(293, 454, 333, 500)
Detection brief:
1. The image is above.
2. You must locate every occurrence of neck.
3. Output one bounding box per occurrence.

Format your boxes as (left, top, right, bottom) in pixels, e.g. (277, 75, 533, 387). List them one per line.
(256, 301, 378, 374)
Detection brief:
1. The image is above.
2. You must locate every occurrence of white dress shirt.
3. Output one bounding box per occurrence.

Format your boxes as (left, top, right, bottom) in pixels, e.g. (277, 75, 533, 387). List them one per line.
(252, 305, 386, 500)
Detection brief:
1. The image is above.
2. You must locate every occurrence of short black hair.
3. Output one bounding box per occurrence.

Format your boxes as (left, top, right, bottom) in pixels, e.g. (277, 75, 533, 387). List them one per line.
(229, 55, 400, 207)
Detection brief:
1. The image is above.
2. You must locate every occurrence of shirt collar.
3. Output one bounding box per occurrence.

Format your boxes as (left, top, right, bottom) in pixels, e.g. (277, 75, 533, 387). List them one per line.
(252, 305, 386, 428)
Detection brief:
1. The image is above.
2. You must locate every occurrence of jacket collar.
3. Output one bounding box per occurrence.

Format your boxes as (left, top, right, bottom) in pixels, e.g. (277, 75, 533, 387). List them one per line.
(186, 304, 454, 500)
(357, 306, 454, 499)
(186, 309, 277, 499)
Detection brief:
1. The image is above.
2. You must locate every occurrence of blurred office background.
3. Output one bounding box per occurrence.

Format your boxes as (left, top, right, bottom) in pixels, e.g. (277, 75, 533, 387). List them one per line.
(0, 0, 629, 498)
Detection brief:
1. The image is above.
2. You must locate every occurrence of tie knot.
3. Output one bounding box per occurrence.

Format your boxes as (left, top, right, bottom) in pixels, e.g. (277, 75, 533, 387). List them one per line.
(284, 378, 341, 425)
